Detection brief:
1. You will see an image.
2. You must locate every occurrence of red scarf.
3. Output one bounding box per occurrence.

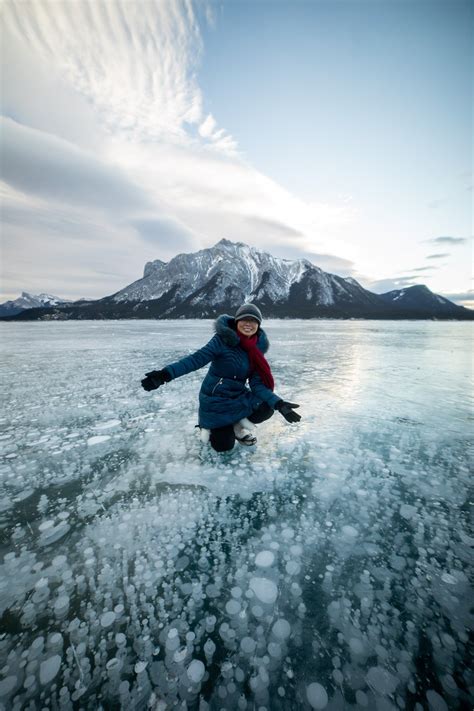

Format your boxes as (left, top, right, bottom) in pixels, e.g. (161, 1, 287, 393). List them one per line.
(238, 332, 274, 391)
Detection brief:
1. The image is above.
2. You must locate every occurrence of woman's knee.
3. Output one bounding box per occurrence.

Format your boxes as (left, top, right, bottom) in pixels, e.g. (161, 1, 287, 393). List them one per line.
(210, 426, 235, 452)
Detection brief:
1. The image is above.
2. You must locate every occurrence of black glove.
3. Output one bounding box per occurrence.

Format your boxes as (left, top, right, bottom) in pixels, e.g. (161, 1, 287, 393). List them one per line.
(141, 369, 171, 391)
(275, 400, 301, 423)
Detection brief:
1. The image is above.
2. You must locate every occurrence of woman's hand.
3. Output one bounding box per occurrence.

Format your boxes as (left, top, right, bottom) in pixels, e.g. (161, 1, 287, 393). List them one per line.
(275, 400, 301, 423)
(141, 369, 171, 391)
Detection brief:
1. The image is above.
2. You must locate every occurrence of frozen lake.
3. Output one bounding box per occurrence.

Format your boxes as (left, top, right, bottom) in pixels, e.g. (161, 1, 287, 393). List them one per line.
(0, 319, 472, 710)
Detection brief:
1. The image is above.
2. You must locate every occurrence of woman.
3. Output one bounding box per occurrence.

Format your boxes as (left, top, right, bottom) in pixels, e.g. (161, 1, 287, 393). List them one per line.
(141, 304, 301, 452)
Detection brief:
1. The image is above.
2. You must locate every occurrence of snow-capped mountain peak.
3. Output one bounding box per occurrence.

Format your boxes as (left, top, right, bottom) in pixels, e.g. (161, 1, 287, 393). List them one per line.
(113, 240, 313, 306)
(0, 292, 71, 317)
(109, 239, 386, 318)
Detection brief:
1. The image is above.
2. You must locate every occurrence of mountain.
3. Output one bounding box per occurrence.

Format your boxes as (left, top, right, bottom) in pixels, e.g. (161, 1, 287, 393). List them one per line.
(2, 240, 472, 321)
(109, 239, 386, 317)
(378, 285, 467, 317)
(0, 292, 71, 317)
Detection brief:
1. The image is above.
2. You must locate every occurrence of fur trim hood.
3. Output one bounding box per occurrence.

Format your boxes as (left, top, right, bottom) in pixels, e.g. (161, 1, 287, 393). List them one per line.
(214, 314, 269, 354)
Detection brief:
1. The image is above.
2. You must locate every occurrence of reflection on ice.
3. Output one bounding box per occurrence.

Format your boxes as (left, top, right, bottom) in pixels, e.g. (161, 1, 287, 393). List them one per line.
(0, 320, 472, 709)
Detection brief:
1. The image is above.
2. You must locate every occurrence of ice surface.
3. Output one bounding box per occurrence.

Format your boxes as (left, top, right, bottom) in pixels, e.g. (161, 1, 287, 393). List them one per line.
(0, 320, 472, 709)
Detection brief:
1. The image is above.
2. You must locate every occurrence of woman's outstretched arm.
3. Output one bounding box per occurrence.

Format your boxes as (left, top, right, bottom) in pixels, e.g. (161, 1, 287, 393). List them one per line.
(162, 335, 224, 380)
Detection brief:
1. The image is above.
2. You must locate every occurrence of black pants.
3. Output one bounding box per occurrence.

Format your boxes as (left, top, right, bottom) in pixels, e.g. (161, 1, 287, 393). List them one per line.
(210, 402, 274, 452)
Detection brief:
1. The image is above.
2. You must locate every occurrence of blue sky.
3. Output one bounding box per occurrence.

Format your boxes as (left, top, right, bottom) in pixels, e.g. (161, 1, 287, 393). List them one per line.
(1, 0, 472, 306)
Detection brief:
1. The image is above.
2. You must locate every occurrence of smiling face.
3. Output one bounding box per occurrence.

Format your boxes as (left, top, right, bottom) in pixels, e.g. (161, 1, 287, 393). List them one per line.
(236, 317, 259, 337)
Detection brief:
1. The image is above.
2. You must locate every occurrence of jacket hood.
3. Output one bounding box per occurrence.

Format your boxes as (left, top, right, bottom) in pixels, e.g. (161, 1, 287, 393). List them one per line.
(214, 314, 269, 353)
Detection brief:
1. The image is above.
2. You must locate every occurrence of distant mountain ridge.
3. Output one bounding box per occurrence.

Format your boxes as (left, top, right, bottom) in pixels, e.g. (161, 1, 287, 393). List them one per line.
(2, 240, 472, 320)
(0, 291, 71, 318)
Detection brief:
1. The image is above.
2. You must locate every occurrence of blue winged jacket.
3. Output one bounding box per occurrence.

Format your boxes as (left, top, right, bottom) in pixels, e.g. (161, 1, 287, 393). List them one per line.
(163, 315, 281, 429)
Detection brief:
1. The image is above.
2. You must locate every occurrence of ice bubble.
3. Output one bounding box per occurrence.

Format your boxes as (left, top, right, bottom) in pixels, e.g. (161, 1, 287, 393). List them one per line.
(341, 525, 358, 539)
(255, 550, 275, 568)
(240, 637, 257, 655)
(39, 520, 54, 532)
(272, 619, 291, 640)
(52, 555, 67, 568)
(249, 577, 278, 604)
(87, 435, 111, 446)
(100, 611, 116, 628)
(306, 682, 328, 709)
(366, 666, 398, 695)
(460, 531, 474, 546)
(349, 638, 365, 655)
(286, 561, 300, 575)
(39, 522, 70, 545)
(0, 676, 17, 697)
(39, 655, 61, 685)
(54, 596, 69, 617)
(49, 633, 63, 651)
(94, 419, 120, 430)
(204, 639, 216, 659)
(356, 690, 368, 706)
(187, 659, 205, 683)
(400, 504, 417, 519)
(226, 600, 241, 616)
(268, 642, 282, 658)
(106, 657, 122, 672)
(134, 661, 148, 673)
(173, 647, 187, 663)
(441, 573, 457, 585)
(426, 690, 448, 711)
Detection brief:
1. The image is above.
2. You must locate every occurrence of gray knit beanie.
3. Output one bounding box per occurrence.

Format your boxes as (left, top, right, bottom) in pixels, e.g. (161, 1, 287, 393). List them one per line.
(234, 303, 263, 324)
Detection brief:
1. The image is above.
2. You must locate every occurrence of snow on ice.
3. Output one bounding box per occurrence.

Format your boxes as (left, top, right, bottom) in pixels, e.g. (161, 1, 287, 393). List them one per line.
(0, 320, 472, 709)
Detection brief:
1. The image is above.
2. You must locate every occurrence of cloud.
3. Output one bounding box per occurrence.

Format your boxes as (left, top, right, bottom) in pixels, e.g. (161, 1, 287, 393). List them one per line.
(1, 0, 236, 152)
(407, 266, 436, 273)
(1, 29, 103, 151)
(426, 253, 449, 259)
(131, 216, 199, 254)
(441, 290, 474, 309)
(367, 276, 421, 293)
(441, 290, 474, 301)
(426, 236, 467, 245)
(1, 118, 152, 214)
(307, 254, 355, 276)
(244, 216, 304, 240)
(0, 0, 359, 300)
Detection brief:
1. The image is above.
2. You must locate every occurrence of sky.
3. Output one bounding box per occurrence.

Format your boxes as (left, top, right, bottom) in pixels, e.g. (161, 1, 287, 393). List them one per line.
(1, 0, 472, 307)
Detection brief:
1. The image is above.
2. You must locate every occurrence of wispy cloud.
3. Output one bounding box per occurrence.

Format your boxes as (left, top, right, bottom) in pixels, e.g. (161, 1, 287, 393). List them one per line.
(426, 253, 449, 259)
(367, 276, 420, 293)
(426, 236, 467, 245)
(2, 0, 237, 153)
(131, 216, 200, 254)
